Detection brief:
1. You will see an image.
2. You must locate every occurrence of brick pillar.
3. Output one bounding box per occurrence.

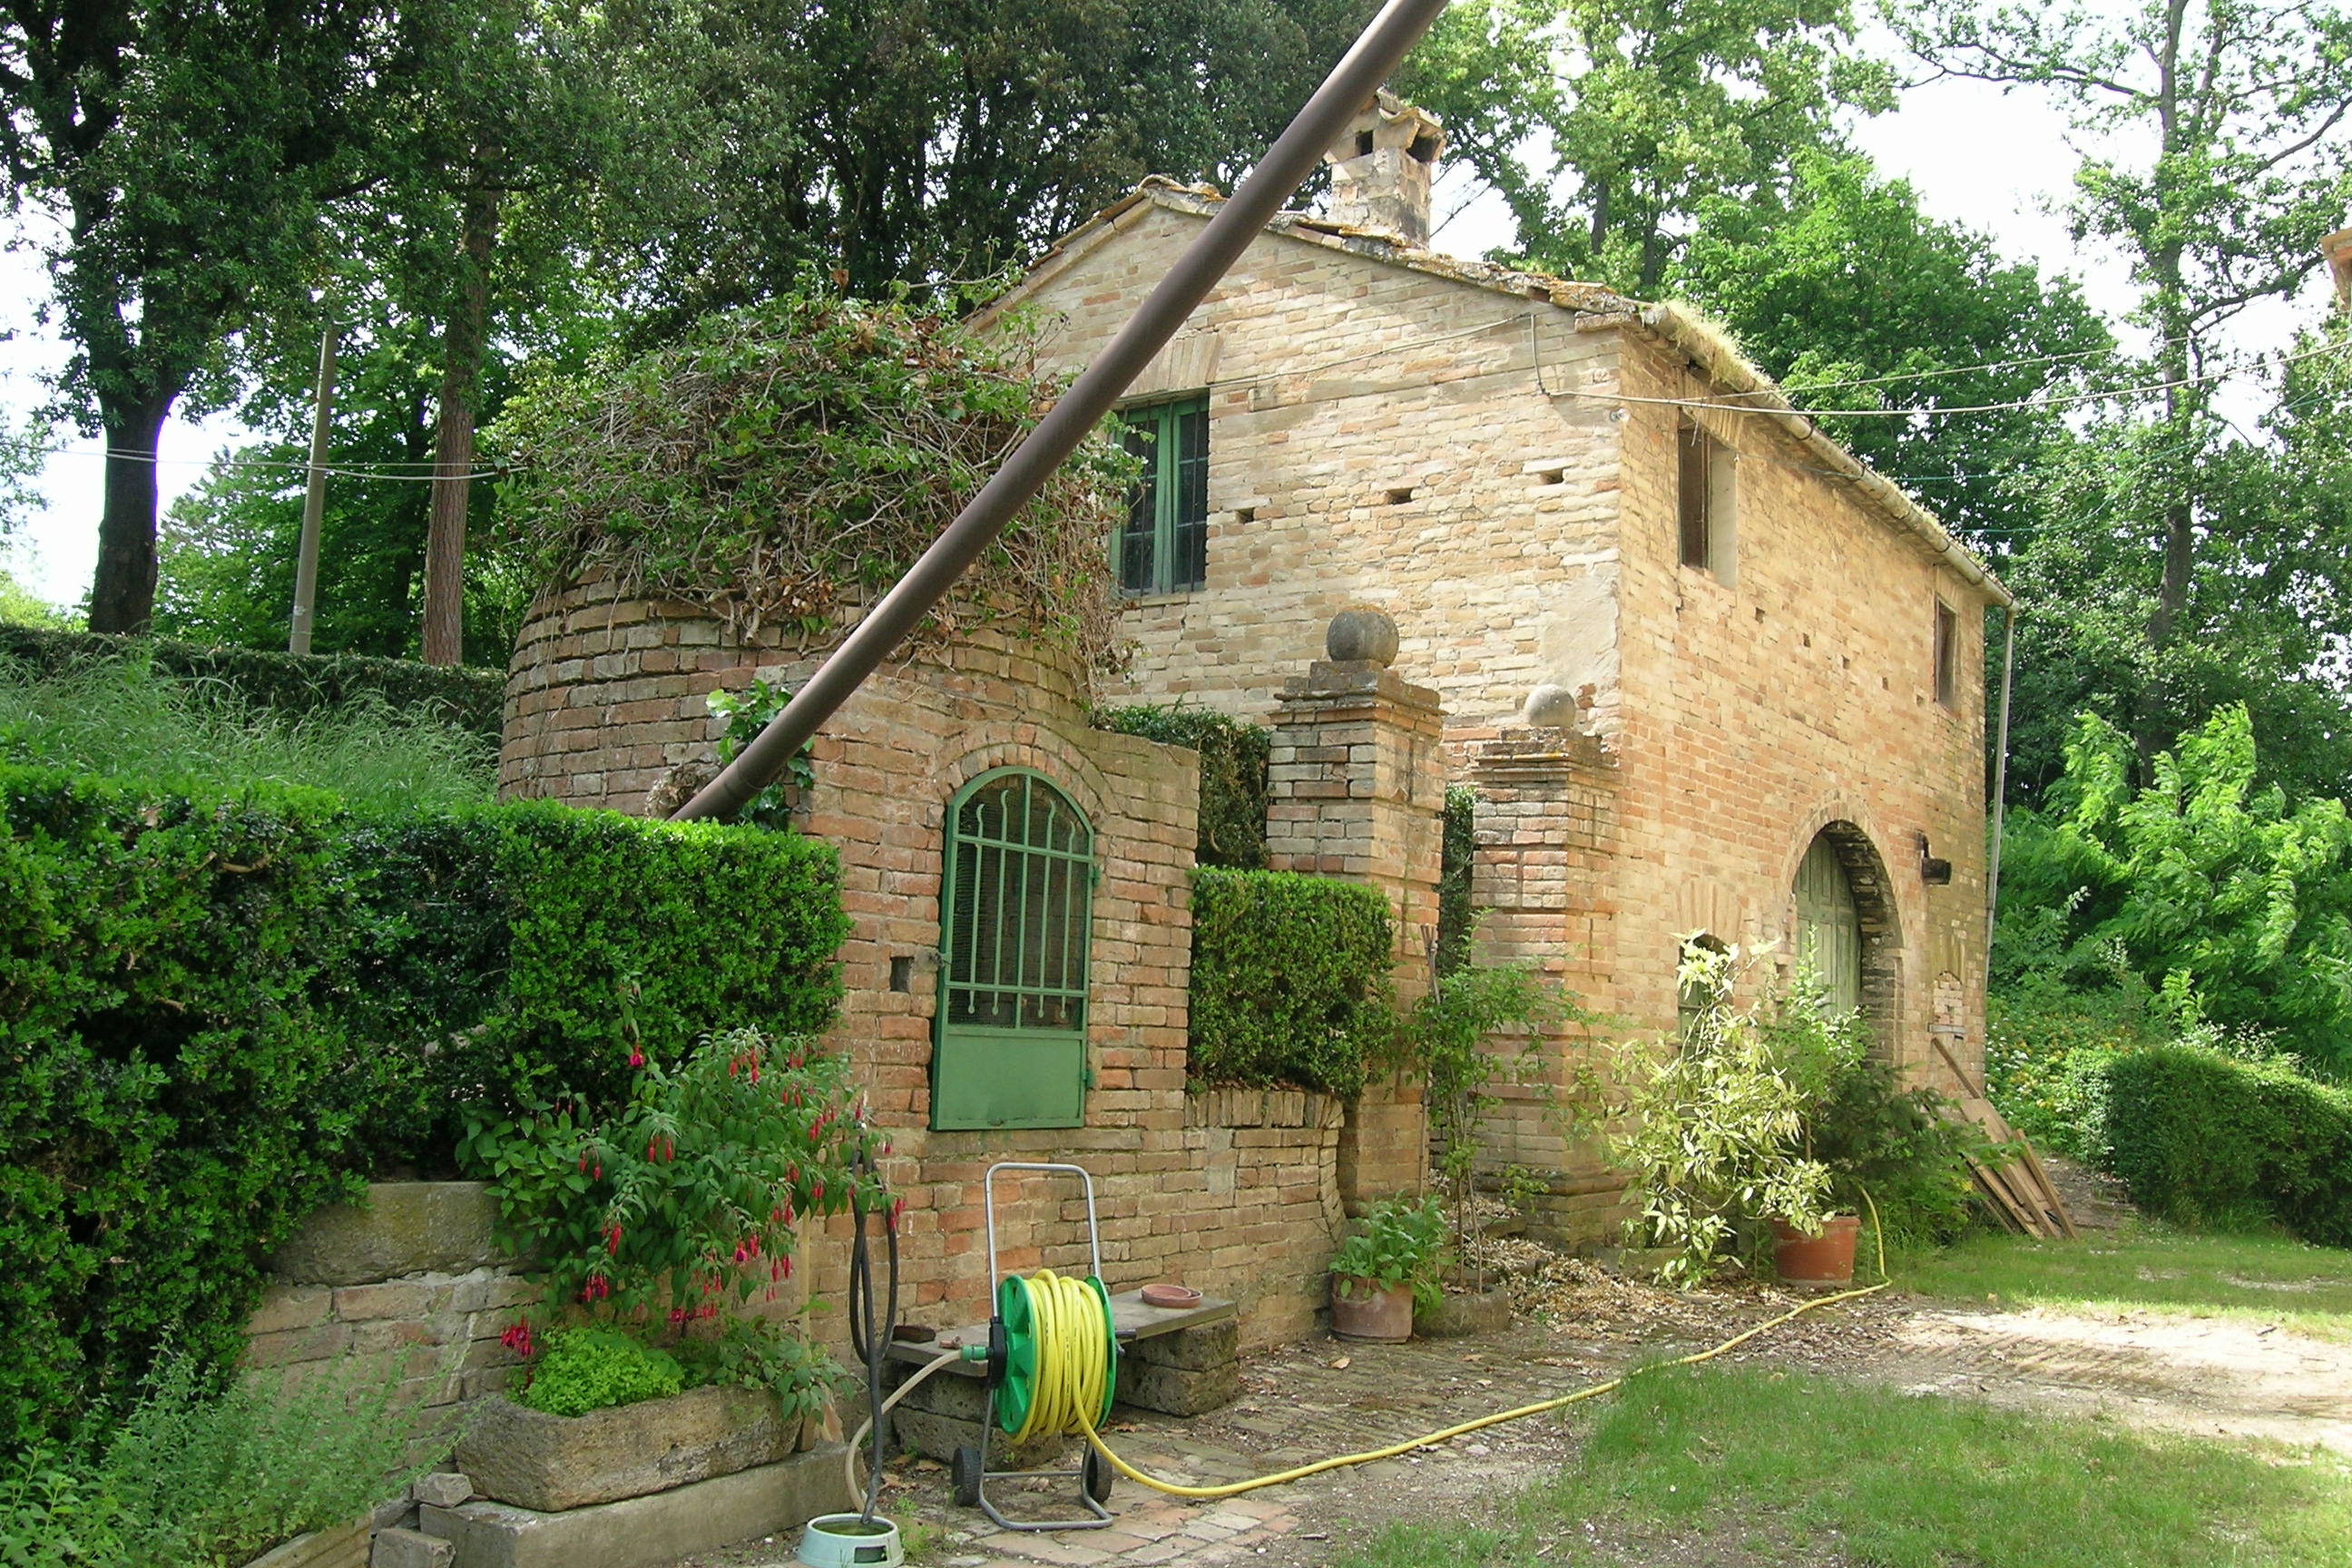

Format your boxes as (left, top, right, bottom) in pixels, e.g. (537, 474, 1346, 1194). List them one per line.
(1264, 623, 1446, 1211)
(1466, 731, 1630, 1246)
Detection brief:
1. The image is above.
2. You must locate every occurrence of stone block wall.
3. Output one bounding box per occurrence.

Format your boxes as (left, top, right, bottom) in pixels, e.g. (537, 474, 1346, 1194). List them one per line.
(246, 1183, 531, 1410)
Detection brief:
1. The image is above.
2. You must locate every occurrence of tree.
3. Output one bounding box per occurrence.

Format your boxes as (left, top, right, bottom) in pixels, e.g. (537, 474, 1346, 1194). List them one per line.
(0, 1, 401, 632)
(1898, 0, 2352, 757)
(1670, 151, 2112, 546)
(595, 0, 1374, 316)
(1422, 0, 1896, 293)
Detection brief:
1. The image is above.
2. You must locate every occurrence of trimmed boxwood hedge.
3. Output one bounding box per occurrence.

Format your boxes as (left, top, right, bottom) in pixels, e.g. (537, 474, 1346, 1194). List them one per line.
(2074, 1044, 2352, 1245)
(0, 625, 505, 742)
(0, 766, 847, 1446)
(1188, 867, 1393, 1095)
(1094, 704, 1269, 869)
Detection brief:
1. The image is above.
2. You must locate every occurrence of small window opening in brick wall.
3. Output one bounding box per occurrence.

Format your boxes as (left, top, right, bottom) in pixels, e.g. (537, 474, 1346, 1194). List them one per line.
(1676, 417, 1737, 585)
(1385, 485, 1416, 505)
(1933, 599, 1958, 708)
(1676, 932, 1730, 1041)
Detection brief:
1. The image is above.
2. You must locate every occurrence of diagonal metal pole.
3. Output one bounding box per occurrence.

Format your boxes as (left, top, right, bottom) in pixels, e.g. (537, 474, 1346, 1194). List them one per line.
(671, 0, 1450, 822)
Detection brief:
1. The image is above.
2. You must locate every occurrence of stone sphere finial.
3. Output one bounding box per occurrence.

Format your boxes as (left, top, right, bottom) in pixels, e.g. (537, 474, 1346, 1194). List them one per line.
(1523, 683, 1578, 729)
(1325, 606, 1399, 667)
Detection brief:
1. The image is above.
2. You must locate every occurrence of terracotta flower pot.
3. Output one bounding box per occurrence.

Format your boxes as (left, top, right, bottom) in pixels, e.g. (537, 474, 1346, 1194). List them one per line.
(1771, 1213, 1861, 1289)
(1328, 1276, 1413, 1341)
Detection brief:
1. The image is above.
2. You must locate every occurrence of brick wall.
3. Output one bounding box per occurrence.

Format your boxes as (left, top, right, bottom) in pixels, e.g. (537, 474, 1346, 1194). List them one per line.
(501, 588, 1356, 1351)
(1002, 197, 1631, 741)
(998, 191, 2001, 1242)
(1606, 330, 1994, 1083)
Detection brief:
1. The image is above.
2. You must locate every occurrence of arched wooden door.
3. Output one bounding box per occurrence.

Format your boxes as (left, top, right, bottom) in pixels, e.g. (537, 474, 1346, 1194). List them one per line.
(932, 769, 1094, 1131)
(1794, 833, 1862, 1017)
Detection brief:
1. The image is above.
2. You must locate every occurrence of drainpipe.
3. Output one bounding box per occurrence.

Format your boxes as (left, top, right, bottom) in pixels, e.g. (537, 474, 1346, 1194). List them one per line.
(670, 0, 1453, 822)
(1984, 605, 2018, 965)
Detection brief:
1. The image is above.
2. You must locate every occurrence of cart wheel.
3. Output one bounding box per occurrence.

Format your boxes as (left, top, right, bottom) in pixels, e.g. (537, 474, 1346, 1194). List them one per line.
(952, 1446, 984, 1508)
(1083, 1445, 1115, 1504)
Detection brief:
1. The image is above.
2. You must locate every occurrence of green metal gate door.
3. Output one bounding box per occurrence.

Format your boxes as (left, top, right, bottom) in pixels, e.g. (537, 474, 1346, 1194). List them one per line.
(933, 769, 1094, 1131)
(1794, 833, 1862, 1017)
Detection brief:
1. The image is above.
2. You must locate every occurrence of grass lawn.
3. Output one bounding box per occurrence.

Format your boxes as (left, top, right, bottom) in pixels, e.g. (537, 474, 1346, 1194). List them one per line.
(0, 656, 494, 810)
(1894, 1222, 2352, 1342)
(1338, 1364, 2352, 1568)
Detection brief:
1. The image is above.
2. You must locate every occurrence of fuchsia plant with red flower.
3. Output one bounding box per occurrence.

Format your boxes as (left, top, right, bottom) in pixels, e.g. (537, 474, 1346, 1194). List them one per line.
(462, 1027, 885, 1364)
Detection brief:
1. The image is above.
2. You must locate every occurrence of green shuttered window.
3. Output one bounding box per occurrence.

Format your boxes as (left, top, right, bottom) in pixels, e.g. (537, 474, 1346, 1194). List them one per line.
(932, 769, 1094, 1130)
(1118, 397, 1208, 595)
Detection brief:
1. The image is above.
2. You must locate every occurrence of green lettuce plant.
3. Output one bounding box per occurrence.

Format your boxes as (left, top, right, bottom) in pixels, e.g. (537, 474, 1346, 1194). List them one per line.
(1329, 1196, 1452, 1313)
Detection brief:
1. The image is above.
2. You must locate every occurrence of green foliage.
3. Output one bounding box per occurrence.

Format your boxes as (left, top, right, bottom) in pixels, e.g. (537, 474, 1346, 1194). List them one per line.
(0, 627, 505, 741)
(0, 766, 372, 1447)
(1451, 0, 1894, 294)
(468, 1030, 876, 1418)
(1763, 984, 1986, 1247)
(672, 1318, 845, 1424)
(1187, 868, 1395, 1096)
(1993, 705, 2352, 1073)
(513, 1328, 683, 1418)
(0, 761, 848, 1441)
(1400, 959, 1580, 1280)
(1328, 1196, 1453, 1315)
(0, 1350, 433, 1568)
(1435, 784, 1475, 977)
(706, 678, 812, 830)
(0, 655, 495, 814)
(463, 1028, 878, 1328)
(2073, 1046, 2352, 1247)
(1669, 151, 2111, 547)
(490, 290, 1134, 680)
(1612, 943, 1831, 1286)
(0, 0, 412, 632)
(1093, 704, 1269, 869)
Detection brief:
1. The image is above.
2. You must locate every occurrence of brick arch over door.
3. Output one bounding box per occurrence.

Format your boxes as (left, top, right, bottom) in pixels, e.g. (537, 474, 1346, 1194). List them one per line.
(1792, 819, 1901, 1051)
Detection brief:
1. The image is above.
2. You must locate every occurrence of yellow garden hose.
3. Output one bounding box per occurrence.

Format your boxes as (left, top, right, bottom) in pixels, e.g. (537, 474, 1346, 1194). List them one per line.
(1042, 1197, 1895, 1502)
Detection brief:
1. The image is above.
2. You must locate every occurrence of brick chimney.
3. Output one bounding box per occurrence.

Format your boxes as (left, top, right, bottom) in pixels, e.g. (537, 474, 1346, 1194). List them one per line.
(1323, 91, 1446, 249)
(2326, 227, 2352, 316)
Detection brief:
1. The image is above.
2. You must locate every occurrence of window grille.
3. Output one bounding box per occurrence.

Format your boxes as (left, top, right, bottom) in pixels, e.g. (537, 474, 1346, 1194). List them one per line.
(932, 769, 1094, 1130)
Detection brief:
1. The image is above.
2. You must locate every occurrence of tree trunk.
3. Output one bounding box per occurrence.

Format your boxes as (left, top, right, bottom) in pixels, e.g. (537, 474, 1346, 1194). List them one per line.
(420, 178, 501, 667)
(87, 391, 175, 634)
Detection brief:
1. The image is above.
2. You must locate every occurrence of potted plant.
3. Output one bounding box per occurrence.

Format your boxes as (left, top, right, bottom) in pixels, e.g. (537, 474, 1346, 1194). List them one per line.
(1328, 1195, 1450, 1341)
(1770, 985, 1990, 1286)
(1612, 941, 1835, 1288)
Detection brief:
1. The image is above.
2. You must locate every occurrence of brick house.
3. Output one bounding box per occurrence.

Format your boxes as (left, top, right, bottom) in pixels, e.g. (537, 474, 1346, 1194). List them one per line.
(498, 92, 2010, 1338)
(982, 93, 2011, 1236)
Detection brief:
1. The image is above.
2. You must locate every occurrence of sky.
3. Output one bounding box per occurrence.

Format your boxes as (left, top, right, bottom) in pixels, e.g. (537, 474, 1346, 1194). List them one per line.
(4, 23, 2343, 613)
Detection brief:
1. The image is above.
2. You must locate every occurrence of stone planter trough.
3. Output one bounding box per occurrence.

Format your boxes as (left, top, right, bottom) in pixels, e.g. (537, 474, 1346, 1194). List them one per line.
(455, 1386, 802, 1513)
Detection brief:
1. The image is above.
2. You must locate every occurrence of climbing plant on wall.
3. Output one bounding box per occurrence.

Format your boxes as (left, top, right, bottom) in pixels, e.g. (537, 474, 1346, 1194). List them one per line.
(489, 289, 1138, 681)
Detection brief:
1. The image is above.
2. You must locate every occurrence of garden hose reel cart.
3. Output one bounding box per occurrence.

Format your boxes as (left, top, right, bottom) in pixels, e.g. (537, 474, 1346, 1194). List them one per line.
(949, 1161, 1123, 1531)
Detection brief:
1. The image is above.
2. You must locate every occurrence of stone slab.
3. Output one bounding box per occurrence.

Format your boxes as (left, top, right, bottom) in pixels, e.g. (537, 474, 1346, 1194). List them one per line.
(1123, 1318, 1237, 1373)
(1416, 1289, 1511, 1338)
(370, 1527, 454, 1568)
(886, 1289, 1236, 1377)
(455, 1387, 791, 1513)
(418, 1445, 854, 1568)
(242, 1516, 369, 1568)
(273, 1184, 503, 1287)
(1113, 1357, 1239, 1417)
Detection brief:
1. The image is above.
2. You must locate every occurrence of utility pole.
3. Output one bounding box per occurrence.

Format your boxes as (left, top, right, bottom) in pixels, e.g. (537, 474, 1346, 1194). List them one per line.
(289, 319, 338, 655)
